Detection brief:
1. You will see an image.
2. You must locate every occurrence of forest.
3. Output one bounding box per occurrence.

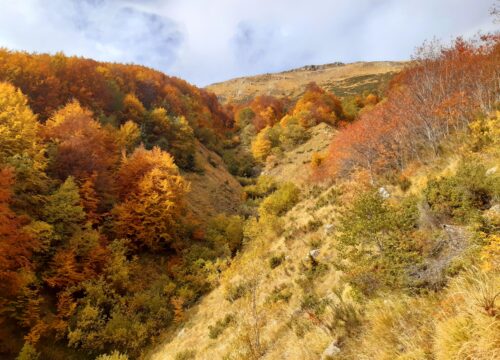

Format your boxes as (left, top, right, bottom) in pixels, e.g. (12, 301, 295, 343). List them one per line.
(0, 23, 499, 360)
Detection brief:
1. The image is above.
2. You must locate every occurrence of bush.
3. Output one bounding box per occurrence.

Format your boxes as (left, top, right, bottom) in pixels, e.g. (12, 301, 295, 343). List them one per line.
(269, 254, 285, 269)
(266, 284, 292, 303)
(336, 190, 420, 294)
(243, 175, 277, 200)
(175, 349, 196, 360)
(208, 313, 236, 339)
(258, 182, 300, 216)
(424, 159, 499, 223)
(95, 351, 129, 360)
(16, 343, 40, 360)
(225, 281, 250, 303)
(206, 214, 244, 256)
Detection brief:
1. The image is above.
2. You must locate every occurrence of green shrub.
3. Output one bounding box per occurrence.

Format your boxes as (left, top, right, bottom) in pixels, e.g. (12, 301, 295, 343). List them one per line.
(269, 254, 285, 269)
(225, 281, 250, 302)
(206, 214, 244, 256)
(175, 349, 196, 360)
(95, 351, 129, 360)
(258, 182, 300, 216)
(16, 343, 40, 360)
(266, 284, 293, 303)
(208, 313, 236, 339)
(305, 219, 323, 233)
(424, 159, 499, 223)
(336, 191, 420, 294)
(243, 175, 277, 200)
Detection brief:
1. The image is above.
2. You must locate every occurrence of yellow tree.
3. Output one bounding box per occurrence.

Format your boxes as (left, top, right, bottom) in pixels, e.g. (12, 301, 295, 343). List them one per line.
(114, 147, 190, 250)
(116, 120, 141, 153)
(251, 127, 272, 163)
(0, 82, 42, 163)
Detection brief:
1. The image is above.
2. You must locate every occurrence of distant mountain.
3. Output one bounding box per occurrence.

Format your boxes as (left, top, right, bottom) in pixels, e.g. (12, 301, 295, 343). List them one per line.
(206, 60, 407, 103)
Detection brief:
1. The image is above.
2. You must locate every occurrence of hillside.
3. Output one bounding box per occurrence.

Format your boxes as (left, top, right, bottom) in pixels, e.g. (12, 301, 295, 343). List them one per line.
(183, 141, 243, 219)
(148, 35, 500, 360)
(206, 61, 406, 103)
(0, 30, 499, 360)
(263, 123, 335, 185)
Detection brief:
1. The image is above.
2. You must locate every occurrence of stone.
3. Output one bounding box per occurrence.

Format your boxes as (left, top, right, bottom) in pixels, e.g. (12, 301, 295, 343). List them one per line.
(309, 249, 320, 259)
(378, 187, 390, 199)
(321, 341, 341, 359)
(489, 204, 500, 214)
(324, 223, 334, 235)
(486, 166, 497, 176)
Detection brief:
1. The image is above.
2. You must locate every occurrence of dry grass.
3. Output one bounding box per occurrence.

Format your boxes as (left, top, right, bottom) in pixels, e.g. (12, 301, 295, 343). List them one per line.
(262, 123, 336, 185)
(183, 140, 243, 219)
(148, 179, 343, 359)
(206, 61, 406, 103)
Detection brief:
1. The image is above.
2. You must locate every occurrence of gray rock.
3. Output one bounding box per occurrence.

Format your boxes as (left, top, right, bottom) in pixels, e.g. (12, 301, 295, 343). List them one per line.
(486, 166, 497, 176)
(309, 249, 320, 259)
(489, 204, 500, 214)
(321, 341, 340, 359)
(324, 223, 334, 235)
(378, 187, 390, 199)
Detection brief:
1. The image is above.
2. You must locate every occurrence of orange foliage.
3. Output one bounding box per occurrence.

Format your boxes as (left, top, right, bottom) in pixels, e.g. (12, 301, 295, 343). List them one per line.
(114, 146, 189, 250)
(0, 168, 38, 302)
(249, 95, 286, 131)
(0, 49, 231, 133)
(325, 35, 500, 180)
(293, 82, 344, 128)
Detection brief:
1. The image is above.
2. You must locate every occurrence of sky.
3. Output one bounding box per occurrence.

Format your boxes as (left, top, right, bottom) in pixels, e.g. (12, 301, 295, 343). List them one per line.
(0, 0, 497, 86)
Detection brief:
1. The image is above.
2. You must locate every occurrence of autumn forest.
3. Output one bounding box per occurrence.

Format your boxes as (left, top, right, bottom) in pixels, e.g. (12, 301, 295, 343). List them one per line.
(1, 3, 500, 360)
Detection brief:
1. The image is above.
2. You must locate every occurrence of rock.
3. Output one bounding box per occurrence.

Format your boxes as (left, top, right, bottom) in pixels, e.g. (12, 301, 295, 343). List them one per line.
(378, 187, 390, 199)
(489, 204, 500, 214)
(321, 341, 341, 359)
(309, 249, 320, 259)
(324, 223, 334, 235)
(486, 166, 497, 176)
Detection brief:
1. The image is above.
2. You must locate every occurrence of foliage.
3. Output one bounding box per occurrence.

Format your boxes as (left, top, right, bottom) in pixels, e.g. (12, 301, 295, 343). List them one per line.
(16, 343, 40, 360)
(0, 82, 41, 164)
(326, 35, 500, 179)
(336, 190, 420, 294)
(174, 349, 196, 360)
(292, 82, 345, 128)
(258, 182, 300, 217)
(114, 146, 189, 250)
(424, 159, 499, 223)
(251, 126, 272, 162)
(269, 254, 285, 269)
(206, 214, 244, 256)
(208, 313, 236, 339)
(95, 351, 129, 360)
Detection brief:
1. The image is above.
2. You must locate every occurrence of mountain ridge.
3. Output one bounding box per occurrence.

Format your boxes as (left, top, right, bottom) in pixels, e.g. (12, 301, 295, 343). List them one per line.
(206, 60, 407, 103)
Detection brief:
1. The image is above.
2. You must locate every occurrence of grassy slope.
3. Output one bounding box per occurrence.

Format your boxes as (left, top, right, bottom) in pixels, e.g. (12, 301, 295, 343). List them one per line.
(148, 124, 349, 360)
(263, 123, 335, 185)
(183, 141, 243, 219)
(206, 61, 407, 103)
(149, 121, 499, 359)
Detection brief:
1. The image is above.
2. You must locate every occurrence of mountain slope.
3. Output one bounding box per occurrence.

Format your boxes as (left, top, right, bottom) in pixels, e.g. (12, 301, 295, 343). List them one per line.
(206, 61, 406, 103)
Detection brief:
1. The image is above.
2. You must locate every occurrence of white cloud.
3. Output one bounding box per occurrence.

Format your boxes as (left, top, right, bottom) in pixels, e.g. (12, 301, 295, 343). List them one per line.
(0, 0, 496, 85)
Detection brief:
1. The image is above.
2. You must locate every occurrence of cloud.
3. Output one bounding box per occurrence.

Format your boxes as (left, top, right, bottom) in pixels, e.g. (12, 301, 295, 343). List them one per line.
(0, 0, 496, 85)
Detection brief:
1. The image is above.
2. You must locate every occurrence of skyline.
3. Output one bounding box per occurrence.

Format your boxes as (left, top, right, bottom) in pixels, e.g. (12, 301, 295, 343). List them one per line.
(0, 0, 497, 86)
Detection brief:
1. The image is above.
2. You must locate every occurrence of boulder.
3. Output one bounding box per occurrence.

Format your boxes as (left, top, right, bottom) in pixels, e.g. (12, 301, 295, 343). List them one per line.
(486, 166, 497, 176)
(378, 187, 390, 199)
(489, 204, 500, 214)
(321, 341, 340, 359)
(324, 223, 334, 235)
(309, 249, 320, 259)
